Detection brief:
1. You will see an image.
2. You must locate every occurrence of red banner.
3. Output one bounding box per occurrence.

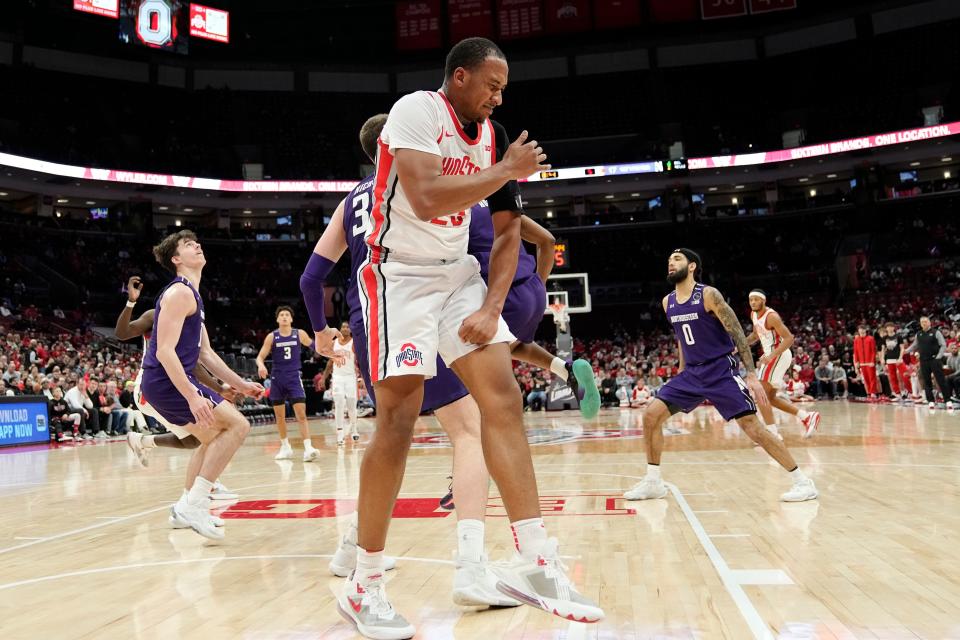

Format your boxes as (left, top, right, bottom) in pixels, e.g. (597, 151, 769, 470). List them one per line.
(73, 0, 119, 18)
(544, 0, 590, 33)
(749, 0, 796, 14)
(647, 0, 698, 23)
(396, 0, 442, 51)
(497, 0, 544, 39)
(189, 3, 229, 43)
(593, 0, 641, 29)
(449, 0, 494, 41)
(700, 0, 748, 19)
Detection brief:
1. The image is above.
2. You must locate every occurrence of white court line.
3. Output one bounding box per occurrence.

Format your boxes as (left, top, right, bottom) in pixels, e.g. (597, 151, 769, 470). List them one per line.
(0, 478, 297, 557)
(0, 554, 454, 592)
(667, 482, 775, 640)
(0, 504, 171, 557)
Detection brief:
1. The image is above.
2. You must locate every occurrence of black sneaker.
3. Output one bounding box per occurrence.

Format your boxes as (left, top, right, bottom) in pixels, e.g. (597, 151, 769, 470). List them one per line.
(564, 361, 582, 400)
(439, 476, 455, 511)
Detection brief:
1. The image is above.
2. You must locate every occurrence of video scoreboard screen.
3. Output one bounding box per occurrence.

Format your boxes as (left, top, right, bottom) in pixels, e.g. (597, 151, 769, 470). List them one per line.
(78, 0, 229, 53)
(119, 0, 190, 54)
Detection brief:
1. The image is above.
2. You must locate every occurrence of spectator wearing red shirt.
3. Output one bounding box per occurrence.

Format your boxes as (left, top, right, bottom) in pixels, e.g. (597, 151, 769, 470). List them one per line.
(854, 324, 879, 398)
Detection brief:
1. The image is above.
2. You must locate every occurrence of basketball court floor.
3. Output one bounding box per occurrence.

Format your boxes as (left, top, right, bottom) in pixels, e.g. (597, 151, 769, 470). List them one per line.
(1, 402, 958, 639)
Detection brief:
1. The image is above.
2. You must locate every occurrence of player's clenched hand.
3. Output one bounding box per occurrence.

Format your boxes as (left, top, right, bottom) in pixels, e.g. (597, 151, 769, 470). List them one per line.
(187, 388, 215, 429)
(501, 130, 550, 180)
(313, 327, 342, 358)
(238, 381, 265, 400)
(744, 373, 770, 410)
(127, 276, 143, 302)
(458, 307, 500, 345)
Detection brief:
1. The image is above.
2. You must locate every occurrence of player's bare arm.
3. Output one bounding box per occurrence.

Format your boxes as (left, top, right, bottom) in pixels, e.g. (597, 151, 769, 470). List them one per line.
(395, 131, 547, 221)
(193, 362, 232, 400)
(759, 311, 794, 366)
(255, 332, 274, 379)
(298, 329, 314, 350)
(199, 325, 263, 399)
(115, 276, 154, 339)
(746, 325, 760, 347)
(459, 209, 520, 344)
(321, 358, 334, 388)
(703, 287, 757, 373)
(520, 215, 556, 284)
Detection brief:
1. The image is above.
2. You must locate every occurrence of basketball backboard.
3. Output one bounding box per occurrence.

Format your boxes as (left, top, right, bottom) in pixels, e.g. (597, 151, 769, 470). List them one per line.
(543, 272, 591, 314)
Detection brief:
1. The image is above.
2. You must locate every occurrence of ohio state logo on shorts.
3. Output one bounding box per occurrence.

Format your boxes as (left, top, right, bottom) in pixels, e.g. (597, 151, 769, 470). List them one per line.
(395, 343, 424, 368)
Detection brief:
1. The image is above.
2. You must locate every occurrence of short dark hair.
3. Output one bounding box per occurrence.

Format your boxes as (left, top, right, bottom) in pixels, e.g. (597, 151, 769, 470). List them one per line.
(153, 230, 198, 274)
(858, 324, 868, 330)
(672, 248, 702, 277)
(275, 305, 294, 320)
(359, 114, 388, 164)
(444, 37, 505, 80)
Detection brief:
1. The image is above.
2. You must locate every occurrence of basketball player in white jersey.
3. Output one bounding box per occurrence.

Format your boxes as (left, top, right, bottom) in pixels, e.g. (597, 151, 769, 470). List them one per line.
(747, 289, 820, 438)
(315, 39, 603, 638)
(321, 322, 360, 445)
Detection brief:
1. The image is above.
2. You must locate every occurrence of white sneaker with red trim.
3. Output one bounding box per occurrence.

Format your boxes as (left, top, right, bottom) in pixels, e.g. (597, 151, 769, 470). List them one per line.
(337, 574, 415, 640)
(800, 411, 821, 438)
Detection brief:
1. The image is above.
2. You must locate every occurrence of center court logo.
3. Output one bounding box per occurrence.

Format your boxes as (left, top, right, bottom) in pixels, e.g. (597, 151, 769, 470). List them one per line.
(395, 343, 424, 368)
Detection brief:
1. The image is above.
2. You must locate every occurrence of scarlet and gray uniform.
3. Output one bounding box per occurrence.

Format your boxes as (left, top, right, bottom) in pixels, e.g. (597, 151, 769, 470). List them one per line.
(752, 307, 792, 389)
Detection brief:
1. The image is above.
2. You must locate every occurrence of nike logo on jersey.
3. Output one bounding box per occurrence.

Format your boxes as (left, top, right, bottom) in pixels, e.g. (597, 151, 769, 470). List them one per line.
(444, 130, 454, 138)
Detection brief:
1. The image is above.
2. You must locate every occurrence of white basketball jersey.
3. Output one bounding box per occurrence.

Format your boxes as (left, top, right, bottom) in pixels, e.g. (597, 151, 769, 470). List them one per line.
(751, 308, 782, 356)
(371, 90, 497, 262)
(332, 339, 356, 380)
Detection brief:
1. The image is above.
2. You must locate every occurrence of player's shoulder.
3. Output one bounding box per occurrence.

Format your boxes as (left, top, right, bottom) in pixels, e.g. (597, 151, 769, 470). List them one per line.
(161, 281, 196, 305)
(391, 90, 442, 115)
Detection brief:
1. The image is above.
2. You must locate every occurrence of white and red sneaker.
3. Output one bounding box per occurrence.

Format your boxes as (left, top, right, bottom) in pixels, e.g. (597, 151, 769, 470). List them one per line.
(492, 538, 604, 623)
(800, 411, 821, 439)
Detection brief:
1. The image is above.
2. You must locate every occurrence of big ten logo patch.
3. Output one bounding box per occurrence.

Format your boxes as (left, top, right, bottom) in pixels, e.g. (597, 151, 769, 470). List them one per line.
(395, 343, 424, 368)
(220, 495, 636, 519)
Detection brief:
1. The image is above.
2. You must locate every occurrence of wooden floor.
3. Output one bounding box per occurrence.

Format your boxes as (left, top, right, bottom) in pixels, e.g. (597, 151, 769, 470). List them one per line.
(2, 401, 959, 640)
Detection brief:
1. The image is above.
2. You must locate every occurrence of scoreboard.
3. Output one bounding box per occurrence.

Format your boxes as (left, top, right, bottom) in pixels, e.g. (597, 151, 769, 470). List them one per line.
(554, 240, 570, 269)
(78, 0, 229, 54)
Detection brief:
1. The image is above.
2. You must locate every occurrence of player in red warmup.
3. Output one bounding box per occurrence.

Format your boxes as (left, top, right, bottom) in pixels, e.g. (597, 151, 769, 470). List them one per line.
(854, 324, 879, 400)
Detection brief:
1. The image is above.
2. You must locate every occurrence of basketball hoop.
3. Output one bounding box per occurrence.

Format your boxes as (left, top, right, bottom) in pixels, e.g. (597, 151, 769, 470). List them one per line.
(549, 302, 570, 333)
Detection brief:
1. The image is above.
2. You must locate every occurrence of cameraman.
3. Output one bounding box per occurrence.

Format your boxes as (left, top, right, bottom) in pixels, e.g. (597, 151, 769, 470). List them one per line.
(905, 316, 951, 409)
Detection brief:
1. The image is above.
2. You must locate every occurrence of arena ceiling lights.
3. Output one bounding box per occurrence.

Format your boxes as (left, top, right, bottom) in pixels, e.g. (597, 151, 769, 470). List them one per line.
(0, 122, 958, 194)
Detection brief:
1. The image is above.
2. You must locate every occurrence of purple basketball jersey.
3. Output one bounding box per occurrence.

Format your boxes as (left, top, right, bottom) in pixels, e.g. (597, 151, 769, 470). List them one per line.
(343, 174, 376, 322)
(467, 200, 537, 283)
(666, 283, 735, 366)
(142, 276, 204, 373)
(271, 329, 301, 372)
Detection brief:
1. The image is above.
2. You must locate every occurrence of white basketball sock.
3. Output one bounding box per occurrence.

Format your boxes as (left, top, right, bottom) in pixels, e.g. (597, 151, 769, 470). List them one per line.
(511, 517, 548, 559)
(550, 357, 568, 380)
(187, 476, 214, 506)
(456, 519, 485, 563)
(647, 463, 662, 481)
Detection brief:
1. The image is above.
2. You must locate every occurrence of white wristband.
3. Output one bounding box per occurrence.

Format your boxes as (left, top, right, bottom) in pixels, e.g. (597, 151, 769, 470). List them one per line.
(125, 300, 136, 308)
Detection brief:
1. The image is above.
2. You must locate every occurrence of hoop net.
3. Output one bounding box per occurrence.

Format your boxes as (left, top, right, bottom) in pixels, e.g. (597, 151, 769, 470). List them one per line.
(549, 302, 570, 333)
